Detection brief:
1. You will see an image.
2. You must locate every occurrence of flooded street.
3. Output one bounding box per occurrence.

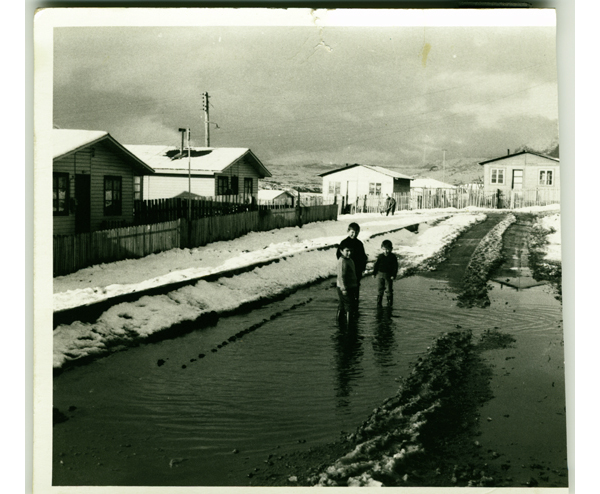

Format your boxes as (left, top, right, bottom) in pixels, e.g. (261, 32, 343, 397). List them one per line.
(53, 257, 566, 486)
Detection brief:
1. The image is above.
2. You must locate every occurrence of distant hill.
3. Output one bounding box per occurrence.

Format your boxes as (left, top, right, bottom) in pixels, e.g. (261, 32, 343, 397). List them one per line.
(262, 159, 485, 192)
(262, 143, 559, 192)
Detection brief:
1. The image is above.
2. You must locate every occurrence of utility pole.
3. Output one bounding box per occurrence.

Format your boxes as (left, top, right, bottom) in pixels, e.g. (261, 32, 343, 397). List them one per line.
(202, 92, 210, 147)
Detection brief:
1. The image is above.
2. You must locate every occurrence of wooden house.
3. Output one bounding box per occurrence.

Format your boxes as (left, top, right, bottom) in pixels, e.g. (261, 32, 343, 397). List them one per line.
(479, 151, 560, 196)
(124, 145, 272, 202)
(319, 164, 413, 204)
(53, 129, 155, 235)
(258, 189, 296, 207)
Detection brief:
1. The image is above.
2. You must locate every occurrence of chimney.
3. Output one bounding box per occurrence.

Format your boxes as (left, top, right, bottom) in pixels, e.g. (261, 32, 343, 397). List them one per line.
(507, 149, 510, 156)
(179, 128, 187, 157)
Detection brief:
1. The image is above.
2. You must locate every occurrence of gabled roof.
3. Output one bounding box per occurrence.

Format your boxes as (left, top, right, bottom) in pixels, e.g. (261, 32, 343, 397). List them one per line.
(319, 163, 413, 180)
(124, 145, 272, 178)
(258, 189, 295, 201)
(478, 151, 560, 166)
(411, 177, 456, 189)
(53, 129, 155, 175)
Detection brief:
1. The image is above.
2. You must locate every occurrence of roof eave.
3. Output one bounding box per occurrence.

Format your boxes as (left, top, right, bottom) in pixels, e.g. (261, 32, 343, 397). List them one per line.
(54, 133, 155, 175)
(226, 149, 272, 178)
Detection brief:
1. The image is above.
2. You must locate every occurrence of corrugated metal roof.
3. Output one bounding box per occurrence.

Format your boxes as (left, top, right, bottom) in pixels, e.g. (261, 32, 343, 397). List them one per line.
(53, 129, 108, 159)
(319, 163, 413, 180)
(124, 145, 272, 177)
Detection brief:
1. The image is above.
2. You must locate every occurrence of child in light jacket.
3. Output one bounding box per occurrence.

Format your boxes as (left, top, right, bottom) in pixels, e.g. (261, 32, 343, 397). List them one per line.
(337, 245, 358, 324)
(372, 239, 399, 306)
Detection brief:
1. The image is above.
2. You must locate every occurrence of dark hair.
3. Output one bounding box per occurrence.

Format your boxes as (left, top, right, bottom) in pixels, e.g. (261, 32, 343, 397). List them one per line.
(348, 222, 360, 232)
(381, 239, 393, 249)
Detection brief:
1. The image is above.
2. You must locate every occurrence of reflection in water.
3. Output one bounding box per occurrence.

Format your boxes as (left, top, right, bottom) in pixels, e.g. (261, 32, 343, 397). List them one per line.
(372, 307, 397, 368)
(331, 319, 364, 408)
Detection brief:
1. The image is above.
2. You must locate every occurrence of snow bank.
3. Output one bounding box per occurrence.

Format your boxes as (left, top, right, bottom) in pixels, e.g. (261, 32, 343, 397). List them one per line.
(538, 213, 561, 262)
(53, 211, 452, 311)
(53, 213, 485, 369)
(311, 330, 475, 487)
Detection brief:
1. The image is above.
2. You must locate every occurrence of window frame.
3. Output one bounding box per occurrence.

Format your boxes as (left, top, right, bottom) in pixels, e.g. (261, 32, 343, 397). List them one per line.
(217, 176, 229, 196)
(490, 168, 505, 185)
(538, 169, 554, 186)
(134, 176, 142, 201)
(104, 175, 122, 216)
(328, 181, 341, 195)
(369, 182, 382, 195)
(243, 177, 253, 201)
(53, 172, 70, 216)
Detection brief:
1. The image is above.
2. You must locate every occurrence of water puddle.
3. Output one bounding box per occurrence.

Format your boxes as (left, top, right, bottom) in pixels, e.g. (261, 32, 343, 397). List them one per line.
(53, 270, 566, 486)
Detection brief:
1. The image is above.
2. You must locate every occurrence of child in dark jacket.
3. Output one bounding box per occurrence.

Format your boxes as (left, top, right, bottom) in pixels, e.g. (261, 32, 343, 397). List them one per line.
(372, 239, 399, 306)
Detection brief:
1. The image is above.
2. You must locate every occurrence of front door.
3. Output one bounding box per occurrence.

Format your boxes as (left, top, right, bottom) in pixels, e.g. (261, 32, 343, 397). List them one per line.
(75, 174, 91, 233)
(512, 169, 523, 190)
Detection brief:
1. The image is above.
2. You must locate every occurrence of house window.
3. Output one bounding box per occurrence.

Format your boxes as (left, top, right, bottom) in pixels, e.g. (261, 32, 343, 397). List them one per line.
(328, 181, 341, 195)
(539, 169, 554, 186)
(104, 176, 122, 216)
(369, 182, 382, 195)
(231, 176, 239, 195)
(490, 168, 505, 184)
(243, 177, 253, 202)
(53, 172, 69, 216)
(217, 176, 229, 195)
(134, 176, 141, 201)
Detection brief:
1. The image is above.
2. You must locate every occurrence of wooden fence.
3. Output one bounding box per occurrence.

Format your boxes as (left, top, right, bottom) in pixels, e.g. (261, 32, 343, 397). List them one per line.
(134, 197, 254, 225)
(325, 187, 560, 213)
(54, 205, 338, 276)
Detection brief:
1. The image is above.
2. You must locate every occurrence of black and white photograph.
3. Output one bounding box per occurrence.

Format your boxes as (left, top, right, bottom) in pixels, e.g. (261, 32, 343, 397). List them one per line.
(33, 6, 571, 492)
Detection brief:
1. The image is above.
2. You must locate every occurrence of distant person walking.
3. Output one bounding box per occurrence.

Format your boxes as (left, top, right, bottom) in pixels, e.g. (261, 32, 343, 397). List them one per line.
(373, 239, 399, 307)
(336, 222, 368, 302)
(336, 245, 358, 325)
(385, 194, 397, 216)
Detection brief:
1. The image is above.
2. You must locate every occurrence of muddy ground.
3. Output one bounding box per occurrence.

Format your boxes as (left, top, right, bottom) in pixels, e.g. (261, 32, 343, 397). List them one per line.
(248, 213, 567, 488)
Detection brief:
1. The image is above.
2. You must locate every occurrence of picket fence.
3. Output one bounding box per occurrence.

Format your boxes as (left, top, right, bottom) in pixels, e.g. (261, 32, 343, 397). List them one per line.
(53, 205, 338, 276)
(326, 187, 560, 213)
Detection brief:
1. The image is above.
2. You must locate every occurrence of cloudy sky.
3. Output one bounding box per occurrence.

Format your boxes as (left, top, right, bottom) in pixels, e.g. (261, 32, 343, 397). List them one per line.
(52, 11, 558, 167)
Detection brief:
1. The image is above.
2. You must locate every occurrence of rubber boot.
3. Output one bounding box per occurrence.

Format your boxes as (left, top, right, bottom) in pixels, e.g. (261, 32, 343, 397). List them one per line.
(377, 294, 383, 306)
(387, 294, 393, 306)
(336, 307, 344, 323)
(346, 310, 352, 327)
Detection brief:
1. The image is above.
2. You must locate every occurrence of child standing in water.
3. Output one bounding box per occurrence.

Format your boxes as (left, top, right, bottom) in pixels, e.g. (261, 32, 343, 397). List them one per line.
(336, 222, 368, 303)
(373, 239, 399, 306)
(336, 245, 358, 325)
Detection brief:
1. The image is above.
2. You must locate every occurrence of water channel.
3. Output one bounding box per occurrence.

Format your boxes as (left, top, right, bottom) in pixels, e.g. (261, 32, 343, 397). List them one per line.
(53, 263, 566, 486)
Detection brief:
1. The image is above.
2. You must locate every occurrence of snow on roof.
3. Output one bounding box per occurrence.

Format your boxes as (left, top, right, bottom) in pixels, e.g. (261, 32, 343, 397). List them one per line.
(53, 129, 108, 159)
(364, 165, 413, 180)
(319, 163, 413, 180)
(53, 129, 155, 174)
(411, 178, 456, 189)
(124, 145, 271, 177)
(258, 189, 294, 200)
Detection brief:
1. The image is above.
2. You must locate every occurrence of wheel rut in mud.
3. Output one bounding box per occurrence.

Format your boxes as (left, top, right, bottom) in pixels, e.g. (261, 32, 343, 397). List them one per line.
(420, 213, 506, 289)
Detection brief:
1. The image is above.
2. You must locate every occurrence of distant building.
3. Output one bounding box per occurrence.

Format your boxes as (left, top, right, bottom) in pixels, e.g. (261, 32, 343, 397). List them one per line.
(319, 164, 413, 204)
(411, 177, 456, 190)
(258, 189, 296, 207)
(53, 129, 155, 235)
(125, 145, 272, 202)
(479, 151, 560, 195)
